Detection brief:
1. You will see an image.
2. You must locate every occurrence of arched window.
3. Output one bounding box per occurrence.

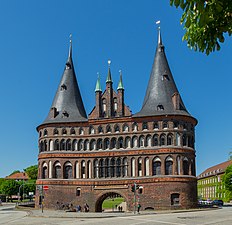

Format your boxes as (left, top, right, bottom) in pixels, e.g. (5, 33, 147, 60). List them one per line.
(132, 136, 138, 148)
(98, 126, 103, 134)
(153, 134, 159, 146)
(64, 162, 72, 179)
(102, 98, 106, 115)
(116, 158, 121, 177)
(39, 131, 42, 137)
(123, 124, 129, 132)
(110, 158, 115, 177)
(167, 134, 173, 145)
(182, 134, 187, 146)
(79, 128, 84, 135)
(53, 128, 59, 135)
(125, 137, 131, 148)
(81, 161, 86, 178)
(153, 158, 161, 175)
(139, 136, 145, 147)
(173, 121, 179, 129)
(90, 139, 96, 150)
(188, 135, 192, 147)
(111, 138, 117, 149)
(191, 160, 195, 176)
(183, 158, 189, 175)
(131, 158, 136, 177)
(142, 122, 148, 130)
(145, 157, 149, 176)
(162, 121, 168, 129)
(132, 122, 138, 132)
(114, 97, 118, 111)
(62, 128, 67, 135)
(60, 139, 65, 150)
(44, 140, 47, 151)
(104, 138, 110, 149)
(43, 129, 48, 136)
(105, 158, 110, 177)
(106, 125, 111, 133)
(97, 139, 103, 150)
(66, 139, 71, 151)
(89, 126, 95, 134)
(122, 158, 128, 177)
(99, 159, 104, 178)
(165, 156, 173, 175)
(153, 122, 159, 130)
(160, 134, 166, 146)
(70, 128, 75, 135)
(72, 139, 78, 151)
(54, 162, 61, 179)
(54, 139, 59, 150)
(84, 140, 89, 151)
(146, 135, 152, 147)
(93, 160, 98, 178)
(78, 139, 83, 151)
(114, 124, 120, 133)
(42, 163, 48, 179)
(138, 158, 142, 176)
(118, 137, 123, 148)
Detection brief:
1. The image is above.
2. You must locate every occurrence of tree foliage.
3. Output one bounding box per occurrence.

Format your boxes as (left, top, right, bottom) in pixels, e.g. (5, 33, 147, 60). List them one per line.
(170, 0, 232, 54)
(1, 180, 19, 197)
(222, 165, 232, 192)
(24, 165, 38, 180)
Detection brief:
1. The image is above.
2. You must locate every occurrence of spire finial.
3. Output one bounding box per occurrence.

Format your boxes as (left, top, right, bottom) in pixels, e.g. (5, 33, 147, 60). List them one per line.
(108, 59, 111, 68)
(106, 59, 113, 83)
(69, 33, 72, 58)
(156, 20, 162, 45)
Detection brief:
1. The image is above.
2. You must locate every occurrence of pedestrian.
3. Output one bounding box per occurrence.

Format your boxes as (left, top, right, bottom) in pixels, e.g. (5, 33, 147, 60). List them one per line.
(137, 204, 141, 213)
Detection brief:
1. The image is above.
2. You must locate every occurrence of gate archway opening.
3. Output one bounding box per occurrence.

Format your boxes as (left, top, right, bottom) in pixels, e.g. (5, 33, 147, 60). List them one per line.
(95, 192, 126, 212)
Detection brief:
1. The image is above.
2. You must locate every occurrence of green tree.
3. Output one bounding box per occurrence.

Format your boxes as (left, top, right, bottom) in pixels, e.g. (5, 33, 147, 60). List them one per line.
(1, 180, 20, 201)
(24, 165, 38, 180)
(222, 165, 232, 194)
(170, 0, 232, 55)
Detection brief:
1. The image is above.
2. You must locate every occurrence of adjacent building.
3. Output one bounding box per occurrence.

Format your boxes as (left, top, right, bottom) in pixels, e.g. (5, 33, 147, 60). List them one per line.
(197, 160, 232, 201)
(36, 30, 197, 211)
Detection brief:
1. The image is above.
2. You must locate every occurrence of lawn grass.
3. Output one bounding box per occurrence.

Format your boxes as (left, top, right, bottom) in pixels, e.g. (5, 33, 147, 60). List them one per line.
(102, 197, 124, 209)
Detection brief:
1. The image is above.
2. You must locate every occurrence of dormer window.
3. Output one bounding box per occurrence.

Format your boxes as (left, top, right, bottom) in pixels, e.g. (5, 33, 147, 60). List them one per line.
(162, 71, 170, 81)
(66, 62, 71, 70)
(60, 84, 67, 91)
(142, 122, 148, 130)
(157, 104, 164, 111)
(62, 111, 69, 118)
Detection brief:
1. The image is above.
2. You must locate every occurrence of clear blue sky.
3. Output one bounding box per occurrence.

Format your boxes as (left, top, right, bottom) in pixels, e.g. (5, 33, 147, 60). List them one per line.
(0, 0, 231, 178)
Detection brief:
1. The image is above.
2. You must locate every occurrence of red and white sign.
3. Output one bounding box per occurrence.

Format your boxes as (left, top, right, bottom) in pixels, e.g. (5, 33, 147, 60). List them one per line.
(43, 185, 49, 191)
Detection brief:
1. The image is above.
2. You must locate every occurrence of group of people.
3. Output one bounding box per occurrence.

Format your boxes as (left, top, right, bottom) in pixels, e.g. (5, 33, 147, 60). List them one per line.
(76, 203, 89, 212)
(56, 202, 89, 212)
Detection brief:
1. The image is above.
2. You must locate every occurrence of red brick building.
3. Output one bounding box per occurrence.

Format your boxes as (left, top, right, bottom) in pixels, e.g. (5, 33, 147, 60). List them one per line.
(36, 30, 197, 211)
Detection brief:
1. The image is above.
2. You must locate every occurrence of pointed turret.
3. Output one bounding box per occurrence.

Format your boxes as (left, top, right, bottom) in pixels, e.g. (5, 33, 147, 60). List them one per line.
(95, 73, 102, 92)
(106, 60, 113, 83)
(42, 37, 87, 124)
(117, 70, 124, 90)
(134, 28, 190, 117)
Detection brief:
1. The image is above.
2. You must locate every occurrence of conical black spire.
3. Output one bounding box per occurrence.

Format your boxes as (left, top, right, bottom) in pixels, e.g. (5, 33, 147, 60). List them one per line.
(42, 37, 87, 124)
(134, 29, 190, 117)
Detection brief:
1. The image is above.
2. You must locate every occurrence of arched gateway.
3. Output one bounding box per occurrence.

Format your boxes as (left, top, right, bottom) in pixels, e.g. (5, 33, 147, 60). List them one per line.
(36, 30, 198, 211)
(95, 192, 126, 212)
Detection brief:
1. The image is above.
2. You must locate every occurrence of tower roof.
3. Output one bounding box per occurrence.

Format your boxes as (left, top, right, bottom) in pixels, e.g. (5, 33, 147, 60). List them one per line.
(42, 38, 87, 124)
(95, 73, 102, 92)
(134, 29, 190, 117)
(117, 70, 124, 90)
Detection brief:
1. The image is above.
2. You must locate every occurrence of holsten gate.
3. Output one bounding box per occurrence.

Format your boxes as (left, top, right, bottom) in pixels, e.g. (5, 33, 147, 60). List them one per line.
(36, 30, 198, 212)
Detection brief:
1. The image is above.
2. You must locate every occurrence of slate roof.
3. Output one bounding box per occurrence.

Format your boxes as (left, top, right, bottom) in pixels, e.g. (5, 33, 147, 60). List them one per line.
(42, 40, 87, 125)
(197, 160, 232, 179)
(134, 29, 190, 117)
